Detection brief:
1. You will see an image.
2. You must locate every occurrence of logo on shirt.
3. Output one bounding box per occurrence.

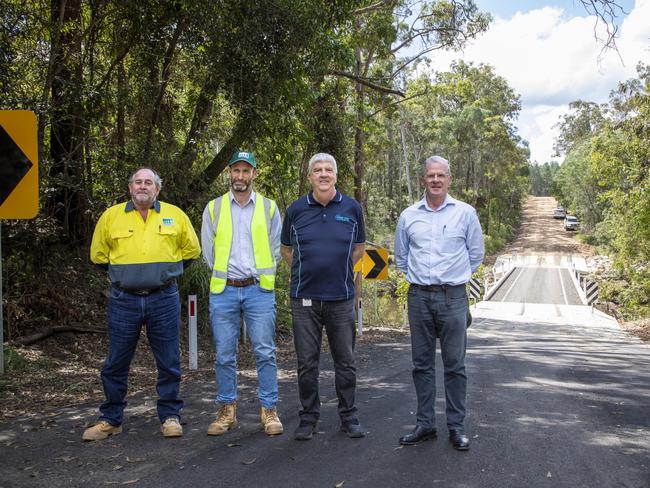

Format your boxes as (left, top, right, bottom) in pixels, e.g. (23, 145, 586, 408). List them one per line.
(162, 218, 174, 226)
(335, 214, 351, 223)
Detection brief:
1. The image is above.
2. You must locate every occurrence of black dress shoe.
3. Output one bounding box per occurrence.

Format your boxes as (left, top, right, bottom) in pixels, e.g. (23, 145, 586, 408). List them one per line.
(399, 425, 437, 445)
(449, 429, 470, 450)
(340, 419, 365, 438)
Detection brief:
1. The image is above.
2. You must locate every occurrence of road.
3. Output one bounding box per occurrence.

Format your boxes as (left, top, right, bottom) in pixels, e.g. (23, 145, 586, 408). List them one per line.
(490, 267, 582, 305)
(1, 312, 648, 488)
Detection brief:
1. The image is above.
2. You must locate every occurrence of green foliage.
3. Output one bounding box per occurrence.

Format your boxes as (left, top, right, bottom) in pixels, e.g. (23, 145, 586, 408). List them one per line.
(553, 63, 650, 319)
(386, 61, 527, 237)
(528, 162, 560, 196)
(3, 347, 29, 372)
(553, 140, 603, 231)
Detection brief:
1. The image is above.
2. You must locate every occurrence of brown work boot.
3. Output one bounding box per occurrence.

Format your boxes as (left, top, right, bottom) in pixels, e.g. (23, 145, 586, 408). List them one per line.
(161, 417, 183, 437)
(260, 407, 283, 436)
(82, 421, 122, 441)
(207, 403, 237, 436)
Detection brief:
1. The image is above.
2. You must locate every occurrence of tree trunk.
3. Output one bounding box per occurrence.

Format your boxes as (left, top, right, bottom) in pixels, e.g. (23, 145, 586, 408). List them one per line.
(386, 118, 397, 219)
(116, 57, 126, 163)
(399, 123, 413, 204)
(353, 46, 366, 210)
(48, 0, 88, 243)
(298, 150, 311, 197)
(187, 111, 257, 198)
(179, 77, 218, 170)
(143, 17, 186, 161)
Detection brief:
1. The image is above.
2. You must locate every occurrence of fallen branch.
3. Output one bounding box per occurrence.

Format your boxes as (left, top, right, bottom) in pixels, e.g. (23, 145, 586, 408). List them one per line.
(14, 326, 105, 346)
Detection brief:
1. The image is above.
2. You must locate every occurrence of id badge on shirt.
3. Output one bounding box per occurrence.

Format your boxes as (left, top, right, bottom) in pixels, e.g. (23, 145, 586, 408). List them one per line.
(302, 298, 312, 307)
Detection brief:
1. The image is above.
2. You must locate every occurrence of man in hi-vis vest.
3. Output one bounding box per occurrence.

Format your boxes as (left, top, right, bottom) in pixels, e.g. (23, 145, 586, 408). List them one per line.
(201, 151, 283, 436)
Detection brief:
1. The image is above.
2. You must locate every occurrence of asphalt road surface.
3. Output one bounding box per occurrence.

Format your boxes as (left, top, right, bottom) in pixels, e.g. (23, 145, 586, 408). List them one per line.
(1, 313, 648, 488)
(490, 267, 583, 305)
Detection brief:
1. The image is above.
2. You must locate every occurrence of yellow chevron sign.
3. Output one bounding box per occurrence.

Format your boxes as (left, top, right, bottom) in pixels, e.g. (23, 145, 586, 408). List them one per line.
(354, 247, 389, 280)
(0, 110, 38, 219)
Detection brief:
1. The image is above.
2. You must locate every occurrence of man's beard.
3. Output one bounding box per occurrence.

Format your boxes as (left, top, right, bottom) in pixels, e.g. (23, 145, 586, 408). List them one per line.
(132, 192, 155, 206)
(231, 181, 250, 192)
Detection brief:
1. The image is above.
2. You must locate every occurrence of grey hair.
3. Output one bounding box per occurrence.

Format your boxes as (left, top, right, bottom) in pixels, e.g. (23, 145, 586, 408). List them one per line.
(422, 155, 451, 177)
(307, 152, 337, 174)
(129, 167, 163, 189)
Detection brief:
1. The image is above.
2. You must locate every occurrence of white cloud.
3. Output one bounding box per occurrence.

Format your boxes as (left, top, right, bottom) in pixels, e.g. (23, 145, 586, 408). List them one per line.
(423, 0, 650, 164)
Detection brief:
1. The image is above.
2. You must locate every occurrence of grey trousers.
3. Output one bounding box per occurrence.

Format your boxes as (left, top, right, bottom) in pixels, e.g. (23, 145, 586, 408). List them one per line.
(407, 284, 469, 431)
(291, 298, 358, 424)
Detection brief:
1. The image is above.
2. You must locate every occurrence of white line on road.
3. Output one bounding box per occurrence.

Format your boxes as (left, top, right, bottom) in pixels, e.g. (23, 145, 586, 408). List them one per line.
(557, 267, 568, 305)
(500, 267, 525, 302)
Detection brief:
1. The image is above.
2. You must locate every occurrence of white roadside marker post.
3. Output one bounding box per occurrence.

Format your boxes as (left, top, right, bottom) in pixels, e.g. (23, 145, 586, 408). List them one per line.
(188, 294, 198, 370)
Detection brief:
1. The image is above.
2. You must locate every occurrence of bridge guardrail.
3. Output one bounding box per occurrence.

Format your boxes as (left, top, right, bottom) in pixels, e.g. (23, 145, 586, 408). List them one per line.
(569, 257, 599, 306)
(483, 253, 517, 301)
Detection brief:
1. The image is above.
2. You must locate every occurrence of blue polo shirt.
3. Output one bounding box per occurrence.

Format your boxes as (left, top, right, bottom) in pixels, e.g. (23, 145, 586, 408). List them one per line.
(281, 190, 365, 301)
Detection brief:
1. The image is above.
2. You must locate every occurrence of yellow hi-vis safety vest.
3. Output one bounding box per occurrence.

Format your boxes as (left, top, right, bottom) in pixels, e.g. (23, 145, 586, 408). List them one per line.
(208, 194, 277, 294)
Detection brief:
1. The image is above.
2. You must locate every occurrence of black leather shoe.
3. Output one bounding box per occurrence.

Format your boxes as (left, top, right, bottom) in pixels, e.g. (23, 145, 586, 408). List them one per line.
(399, 425, 437, 445)
(294, 421, 316, 441)
(449, 429, 470, 450)
(340, 419, 365, 438)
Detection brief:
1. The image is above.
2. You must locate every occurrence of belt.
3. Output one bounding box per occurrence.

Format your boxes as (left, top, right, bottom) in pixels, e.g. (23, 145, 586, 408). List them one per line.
(411, 283, 464, 292)
(226, 277, 256, 287)
(117, 281, 175, 296)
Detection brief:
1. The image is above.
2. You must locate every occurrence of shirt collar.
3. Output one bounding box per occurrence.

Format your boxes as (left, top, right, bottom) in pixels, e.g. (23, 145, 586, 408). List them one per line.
(417, 194, 456, 212)
(307, 189, 342, 206)
(125, 200, 160, 213)
(229, 190, 256, 207)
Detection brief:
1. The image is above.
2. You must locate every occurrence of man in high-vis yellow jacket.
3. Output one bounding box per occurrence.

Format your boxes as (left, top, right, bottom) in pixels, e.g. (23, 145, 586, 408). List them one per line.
(201, 151, 283, 436)
(83, 168, 200, 441)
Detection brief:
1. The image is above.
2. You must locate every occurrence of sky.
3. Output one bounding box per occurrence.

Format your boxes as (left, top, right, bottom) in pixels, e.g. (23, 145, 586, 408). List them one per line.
(424, 0, 650, 164)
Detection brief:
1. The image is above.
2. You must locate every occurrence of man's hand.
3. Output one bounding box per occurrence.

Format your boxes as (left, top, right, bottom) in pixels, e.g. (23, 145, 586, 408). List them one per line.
(281, 245, 293, 266)
(352, 243, 365, 266)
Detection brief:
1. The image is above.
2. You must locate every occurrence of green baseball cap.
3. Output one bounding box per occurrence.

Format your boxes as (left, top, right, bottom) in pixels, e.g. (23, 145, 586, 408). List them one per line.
(228, 151, 257, 168)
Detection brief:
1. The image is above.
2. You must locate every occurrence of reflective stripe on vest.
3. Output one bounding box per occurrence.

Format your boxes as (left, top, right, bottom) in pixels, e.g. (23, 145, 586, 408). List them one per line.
(208, 194, 276, 294)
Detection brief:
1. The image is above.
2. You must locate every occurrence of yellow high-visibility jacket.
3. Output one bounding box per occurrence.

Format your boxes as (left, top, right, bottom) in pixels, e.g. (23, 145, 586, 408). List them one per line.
(90, 200, 200, 290)
(204, 193, 277, 294)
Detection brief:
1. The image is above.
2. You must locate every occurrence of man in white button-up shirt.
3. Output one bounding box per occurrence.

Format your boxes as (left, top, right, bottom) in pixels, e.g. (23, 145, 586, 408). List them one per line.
(394, 155, 484, 451)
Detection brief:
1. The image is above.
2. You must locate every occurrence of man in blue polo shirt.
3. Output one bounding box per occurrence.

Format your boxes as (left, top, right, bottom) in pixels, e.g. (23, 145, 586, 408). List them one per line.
(281, 152, 366, 440)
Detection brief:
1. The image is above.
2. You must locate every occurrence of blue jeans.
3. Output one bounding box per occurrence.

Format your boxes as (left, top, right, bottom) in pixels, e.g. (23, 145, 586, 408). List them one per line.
(100, 283, 182, 426)
(407, 284, 469, 431)
(209, 284, 278, 408)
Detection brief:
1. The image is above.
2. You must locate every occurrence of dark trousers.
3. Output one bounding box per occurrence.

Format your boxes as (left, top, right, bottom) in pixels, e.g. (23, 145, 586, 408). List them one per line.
(407, 284, 469, 431)
(291, 298, 358, 424)
(100, 284, 182, 426)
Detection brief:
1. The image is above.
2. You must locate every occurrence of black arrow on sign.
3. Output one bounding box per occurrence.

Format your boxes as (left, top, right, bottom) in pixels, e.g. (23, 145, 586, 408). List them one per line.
(0, 123, 32, 206)
(364, 249, 387, 279)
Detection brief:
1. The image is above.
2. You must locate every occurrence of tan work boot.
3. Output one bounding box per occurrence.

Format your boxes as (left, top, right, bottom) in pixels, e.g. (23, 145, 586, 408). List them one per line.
(260, 407, 283, 436)
(161, 417, 183, 437)
(82, 421, 122, 441)
(207, 403, 237, 436)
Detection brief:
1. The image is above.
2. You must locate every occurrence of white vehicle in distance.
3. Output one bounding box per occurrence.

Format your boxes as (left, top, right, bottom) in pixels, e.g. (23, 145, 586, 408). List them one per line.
(553, 207, 566, 219)
(564, 215, 579, 231)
